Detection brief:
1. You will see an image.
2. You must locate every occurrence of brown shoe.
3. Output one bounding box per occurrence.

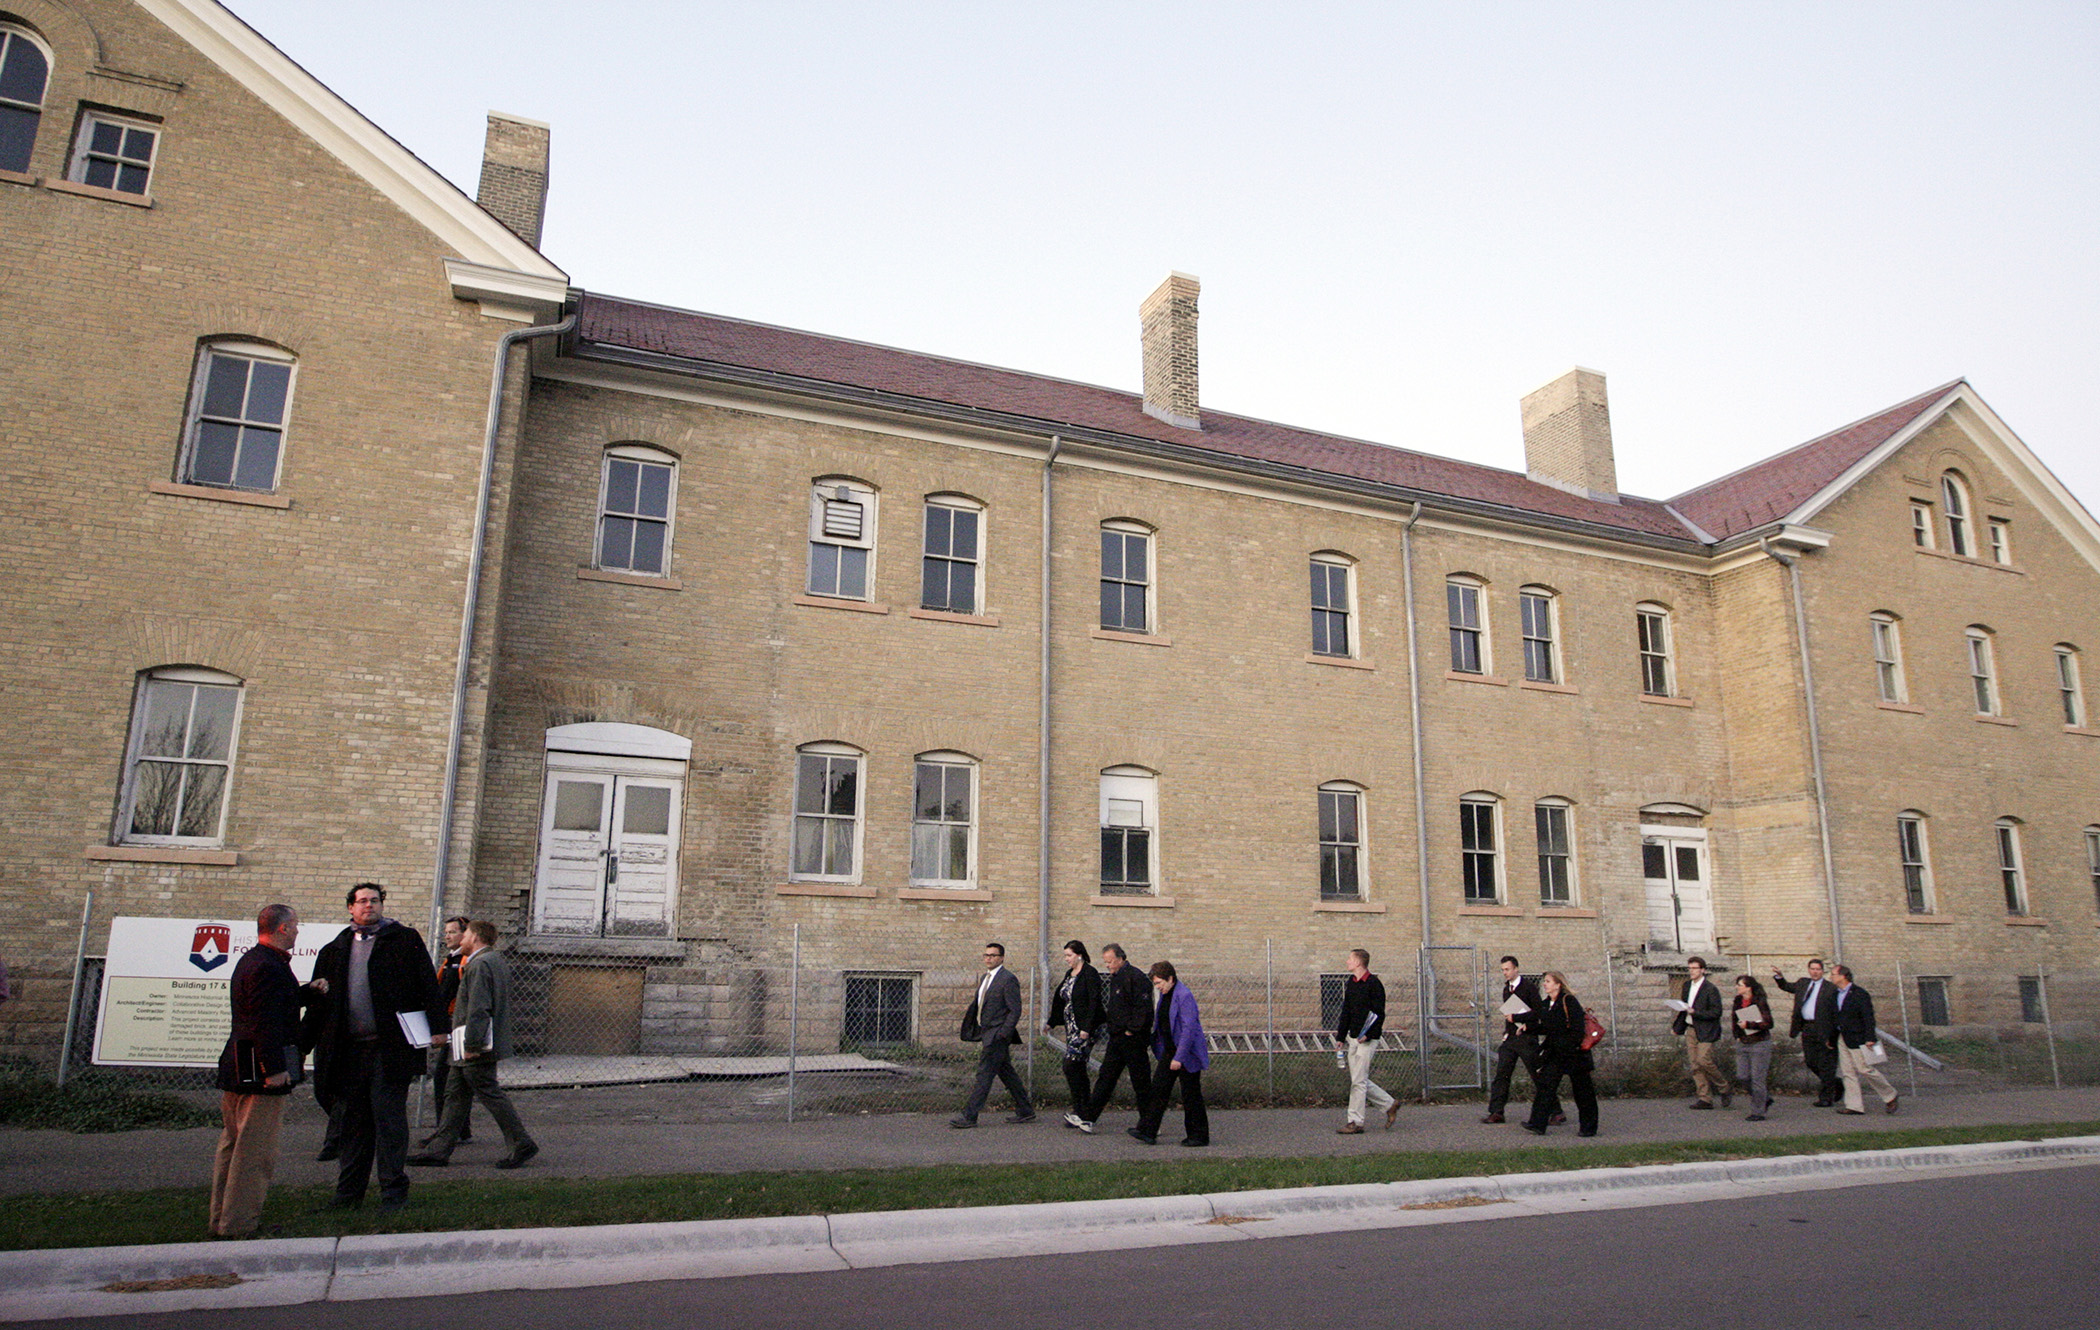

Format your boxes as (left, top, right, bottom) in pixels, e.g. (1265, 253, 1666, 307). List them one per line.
(1336, 1122, 1365, 1134)
(1479, 1113, 1505, 1124)
(1384, 1104, 1399, 1131)
(1884, 1095, 1899, 1115)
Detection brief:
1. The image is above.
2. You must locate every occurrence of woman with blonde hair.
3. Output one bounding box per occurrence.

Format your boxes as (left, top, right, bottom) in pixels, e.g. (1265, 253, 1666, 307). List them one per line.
(1522, 970, 1598, 1137)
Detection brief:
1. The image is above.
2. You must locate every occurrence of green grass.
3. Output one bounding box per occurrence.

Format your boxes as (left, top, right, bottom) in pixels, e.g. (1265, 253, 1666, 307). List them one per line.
(3, 1119, 2092, 1252)
(0, 1063, 217, 1134)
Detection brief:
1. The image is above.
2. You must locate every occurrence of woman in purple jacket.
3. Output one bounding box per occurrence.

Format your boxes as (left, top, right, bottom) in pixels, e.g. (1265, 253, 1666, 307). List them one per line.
(1128, 960, 1209, 1147)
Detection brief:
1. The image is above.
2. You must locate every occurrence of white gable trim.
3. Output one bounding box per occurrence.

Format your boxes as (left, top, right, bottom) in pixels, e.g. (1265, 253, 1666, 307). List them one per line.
(137, 0, 568, 303)
(1778, 383, 1966, 532)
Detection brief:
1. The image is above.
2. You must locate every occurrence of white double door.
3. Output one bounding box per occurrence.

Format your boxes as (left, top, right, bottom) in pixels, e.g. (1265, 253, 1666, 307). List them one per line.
(1642, 828, 1713, 953)
(532, 754, 683, 938)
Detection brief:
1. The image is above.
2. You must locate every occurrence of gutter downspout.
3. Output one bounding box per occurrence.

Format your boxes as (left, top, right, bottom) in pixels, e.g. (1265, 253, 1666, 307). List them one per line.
(429, 310, 578, 946)
(1761, 537, 1845, 961)
(1038, 436, 1062, 998)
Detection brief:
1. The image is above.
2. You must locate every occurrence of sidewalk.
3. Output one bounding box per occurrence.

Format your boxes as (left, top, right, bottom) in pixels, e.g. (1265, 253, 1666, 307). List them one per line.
(4, 1082, 2095, 1196)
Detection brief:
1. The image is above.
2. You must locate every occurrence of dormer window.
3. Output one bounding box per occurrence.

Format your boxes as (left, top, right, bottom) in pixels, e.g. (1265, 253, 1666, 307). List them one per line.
(68, 110, 159, 196)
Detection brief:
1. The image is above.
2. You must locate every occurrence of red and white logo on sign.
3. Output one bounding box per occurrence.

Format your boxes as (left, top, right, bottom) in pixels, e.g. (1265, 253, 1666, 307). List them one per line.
(189, 923, 231, 972)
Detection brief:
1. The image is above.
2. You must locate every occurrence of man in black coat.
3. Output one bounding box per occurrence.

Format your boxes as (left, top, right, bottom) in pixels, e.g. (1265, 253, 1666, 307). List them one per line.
(1483, 954, 1561, 1125)
(1334, 948, 1397, 1134)
(1773, 957, 1842, 1107)
(1831, 965, 1899, 1115)
(305, 883, 448, 1211)
(1672, 955, 1730, 1108)
(210, 903, 325, 1237)
(1071, 943, 1153, 1132)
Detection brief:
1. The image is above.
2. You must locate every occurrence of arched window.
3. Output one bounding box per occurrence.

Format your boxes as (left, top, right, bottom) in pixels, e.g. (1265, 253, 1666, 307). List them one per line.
(598, 444, 677, 576)
(0, 23, 51, 174)
(1896, 811, 1933, 914)
(1459, 791, 1501, 904)
(808, 477, 877, 601)
(1994, 817, 2027, 915)
(1941, 472, 1973, 557)
(910, 750, 978, 887)
(1100, 520, 1154, 633)
(1310, 552, 1356, 658)
(1447, 574, 1489, 674)
(1318, 781, 1364, 901)
(1518, 585, 1560, 683)
(1636, 601, 1675, 697)
(1966, 626, 2000, 716)
(920, 495, 984, 615)
(1099, 765, 1159, 896)
(1869, 612, 1907, 703)
(792, 742, 864, 881)
(180, 341, 296, 492)
(2056, 644, 2086, 728)
(1535, 797, 1575, 905)
(119, 667, 245, 845)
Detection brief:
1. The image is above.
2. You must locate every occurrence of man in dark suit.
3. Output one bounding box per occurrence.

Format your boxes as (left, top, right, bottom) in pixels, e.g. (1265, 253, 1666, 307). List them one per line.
(1070, 942, 1152, 1133)
(306, 883, 448, 1211)
(1773, 957, 1842, 1106)
(1831, 965, 1899, 1115)
(422, 915, 472, 1148)
(1672, 955, 1730, 1109)
(951, 941, 1034, 1128)
(410, 921, 538, 1168)
(1482, 954, 1561, 1125)
(210, 903, 326, 1238)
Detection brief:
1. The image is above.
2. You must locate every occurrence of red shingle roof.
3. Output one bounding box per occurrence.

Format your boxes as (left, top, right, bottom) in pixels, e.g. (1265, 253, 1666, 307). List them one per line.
(577, 293, 1958, 548)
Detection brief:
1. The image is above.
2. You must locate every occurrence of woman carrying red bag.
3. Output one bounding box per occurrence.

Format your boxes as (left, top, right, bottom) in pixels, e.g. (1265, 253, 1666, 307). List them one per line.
(1522, 971, 1599, 1138)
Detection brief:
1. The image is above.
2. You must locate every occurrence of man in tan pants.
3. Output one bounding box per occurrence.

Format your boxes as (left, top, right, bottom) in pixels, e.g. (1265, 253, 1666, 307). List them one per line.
(210, 904, 325, 1238)
(1831, 965, 1900, 1115)
(1673, 956, 1731, 1109)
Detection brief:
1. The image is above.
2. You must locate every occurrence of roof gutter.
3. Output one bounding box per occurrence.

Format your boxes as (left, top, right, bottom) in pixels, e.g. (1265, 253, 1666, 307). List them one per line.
(1759, 536, 1844, 962)
(429, 309, 577, 948)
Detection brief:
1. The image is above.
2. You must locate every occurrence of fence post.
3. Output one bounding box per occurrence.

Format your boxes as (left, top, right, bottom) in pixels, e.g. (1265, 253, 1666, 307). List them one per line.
(2037, 962, 2062, 1091)
(1025, 967, 1036, 1099)
(1895, 958, 1918, 1099)
(1264, 939, 1275, 1104)
(55, 888, 94, 1087)
(787, 923, 800, 1124)
(1602, 945, 1618, 1076)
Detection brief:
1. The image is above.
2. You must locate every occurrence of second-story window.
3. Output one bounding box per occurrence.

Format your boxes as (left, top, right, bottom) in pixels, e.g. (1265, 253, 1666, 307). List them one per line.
(1966, 626, 2000, 716)
(1994, 818, 2027, 915)
(2086, 826, 2100, 913)
(1941, 472, 1973, 556)
(1909, 501, 1933, 549)
(2056, 645, 2086, 727)
(1099, 766, 1158, 896)
(1310, 554, 1354, 657)
(1988, 519, 2012, 564)
(910, 752, 977, 887)
(1870, 612, 1907, 703)
(1460, 793, 1500, 904)
(68, 110, 158, 195)
(1447, 576, 1486, 673)
(0, 24, 51, 173)
(808, 479, 876, 600)
(791, 743, 863, 881)
(1318, 782, 1363, 900)
(119, 668, 245, 845)
(181, 343, 295, 492)
(1636, 603, 1675, 697)
(920, 497, 981, 614)
(1535, 798, 1574, 905)
(1100, 521, 1153, 633)
(1519, 586, 1559, 683)
(598, 446, 676, 576)
(1897, 812, 1933, 913)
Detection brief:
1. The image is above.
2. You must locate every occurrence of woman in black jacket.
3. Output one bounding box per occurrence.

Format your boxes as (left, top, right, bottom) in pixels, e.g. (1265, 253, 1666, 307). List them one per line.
(1522, 971, 1599, 1137)
(1045, 939, 1105, 1118)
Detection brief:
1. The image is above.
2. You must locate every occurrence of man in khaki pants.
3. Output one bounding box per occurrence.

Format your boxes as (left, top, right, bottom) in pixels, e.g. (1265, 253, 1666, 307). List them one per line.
(1672, 956, 1731, 1110)
(210, 904, 325, 1238)
(1832, 966, 1900, 1115)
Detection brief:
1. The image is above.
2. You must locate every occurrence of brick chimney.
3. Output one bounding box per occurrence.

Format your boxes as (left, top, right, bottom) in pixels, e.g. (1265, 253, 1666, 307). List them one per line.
(1139, 272, 1201, 430)
(1521, 367, 1618, 503)
(476, 111, 551, 249)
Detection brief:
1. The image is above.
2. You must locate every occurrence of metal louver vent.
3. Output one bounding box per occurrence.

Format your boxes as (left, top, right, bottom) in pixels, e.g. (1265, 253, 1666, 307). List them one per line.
(822, 497, 864, 540)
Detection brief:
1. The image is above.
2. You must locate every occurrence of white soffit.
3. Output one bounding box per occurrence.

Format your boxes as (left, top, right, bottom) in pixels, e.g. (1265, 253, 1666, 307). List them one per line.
(546, 723, 692, 762)
(137, 0, 568, 293)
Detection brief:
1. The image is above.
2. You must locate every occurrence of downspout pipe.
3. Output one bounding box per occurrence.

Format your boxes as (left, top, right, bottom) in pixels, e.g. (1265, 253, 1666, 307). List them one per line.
(1761, 537, 1845, 962)
(429, 309, 578, 946)
(1038, 436, 1062, 997)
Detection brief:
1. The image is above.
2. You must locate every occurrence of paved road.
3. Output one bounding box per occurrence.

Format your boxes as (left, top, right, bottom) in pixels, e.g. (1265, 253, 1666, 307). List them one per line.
(23, 1163, 2099, 1329)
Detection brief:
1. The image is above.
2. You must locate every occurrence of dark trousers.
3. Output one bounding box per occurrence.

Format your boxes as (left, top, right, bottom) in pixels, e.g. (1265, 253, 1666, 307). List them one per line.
(423, 1059, 531, 1159)
(1136, 1057, 1208, 1143)
(1061, 1038, 1093, 1112)
(427, 1046, 470, 1141)
(1082, 1029, 1153, 1122)
(1801, 1035, 1841, 1102)
(1488, 1036, 1560, 1117)
(334, 1040, 412, 1204)
(960, 1037, 1032, 1121)
(1526, 1055, 1598, 1134)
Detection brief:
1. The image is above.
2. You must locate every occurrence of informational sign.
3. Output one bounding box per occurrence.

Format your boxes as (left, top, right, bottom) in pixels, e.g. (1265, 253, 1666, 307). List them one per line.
(92, 916, 320, 1068)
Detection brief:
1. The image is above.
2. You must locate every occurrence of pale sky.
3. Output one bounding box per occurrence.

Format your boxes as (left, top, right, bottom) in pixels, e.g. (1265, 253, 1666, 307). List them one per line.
(225, 1, 2100, 514)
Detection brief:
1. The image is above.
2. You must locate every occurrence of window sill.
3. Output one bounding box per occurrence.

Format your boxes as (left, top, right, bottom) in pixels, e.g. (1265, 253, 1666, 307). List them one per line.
(1306, 653, 1375, 671)
(86, 845, 241, 866)
(1975, 714, 2018, 727)
(147, 480, 291, 509)
(909, 608, 1000, 628)
(1091, 628, 1172, 647)
(1313, 900, 1386, 913)
(1444, 671, 1508, 687)
(0, 168, 39, 187)
(1639, 694, 1695, 709)
(2064, 726, 2100, 738)
(1914, 546, 2022, 575)
(1519, 680, 1578, 695)
(1093, 895, 1175, 908)
(1904, 914, 1956, 925)
(1457, 904, 1522, 917)
(1537, 907, 1598, 919)
(2004, 916, 2048, 927)
(46, 178, 153, 208)
(578, 567, 683, 591)
(776, 882, 878, 898)
(793, 595, 889, 615)
(1875, 701, 1925, 714)
(899, 887, 992, 901)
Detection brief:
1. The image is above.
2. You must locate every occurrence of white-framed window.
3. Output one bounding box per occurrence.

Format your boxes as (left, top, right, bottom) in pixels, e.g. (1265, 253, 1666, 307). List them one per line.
(1916, 976, 1950, 1026)
(1460, 792, 1501, 904)
(791, 742, 864, 881)
(1099, 765, 1158, 896)
(842, 972, 917, 1048)
(1518, 586, 1560, 684)
(2085, 826, 2100, 914)
(179, 342, 295, 492)
(1310, 553, 1355, 657)
(1535, 798, 1575, 905)
(597, 445, 676, 576)
(1447, 575, 1487, 674)
(118, 667, 244, 845)
(68, 108, 158, 195)
(2056, 645, 2086, 728)
(1318, 781, 1363, 901)
(1636, 602, 1676, 697)
(909, 751, 977, 887)
(0, 23, 51, 174)
(1941, 472, 1973, 557)
(1909, 501, 1934, 549)
(808, 478, 877, 600)
(1966, 626, 2000, 716)
(1994, 817, 2027, 916)
(1987, 519, 2012, 565)
(1099, 520, 1154, 633)
(920, 496, 983, 614)
(1896, 811, 1934, 914)
(1870, 612, 1907, 704)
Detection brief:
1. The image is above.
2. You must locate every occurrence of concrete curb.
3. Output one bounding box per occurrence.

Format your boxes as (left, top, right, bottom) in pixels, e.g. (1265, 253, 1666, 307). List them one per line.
(4, 1136, 2094, 1321)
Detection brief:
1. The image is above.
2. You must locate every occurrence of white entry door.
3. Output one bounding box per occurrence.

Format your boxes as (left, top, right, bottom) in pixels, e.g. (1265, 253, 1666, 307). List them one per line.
(1642, 832, 1713, 953)
(532, 762, 683, 938)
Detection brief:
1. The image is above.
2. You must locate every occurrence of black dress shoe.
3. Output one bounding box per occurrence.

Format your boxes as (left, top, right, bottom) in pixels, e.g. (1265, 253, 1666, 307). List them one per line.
(1812, 1098, 1834, 1108)
(1721, 1092, 1733, 1108)
(1521, 1123, 1547, 1136)
(1884, 1096, 1899, 1115)
(1126, 1127, 1157, 1145)
(314, 1146, 340, 1162)
(1549, 1113, 1567, 1126)
(493, 1142, 539, 1169)
(1179, 1138, 1209, 1147)
(1007, 1112, 1038, 1124)
(1577, 1129, 1597, 1138)
(405, 1152, 449, 1167)
(1689, 1100, 1714, 1110)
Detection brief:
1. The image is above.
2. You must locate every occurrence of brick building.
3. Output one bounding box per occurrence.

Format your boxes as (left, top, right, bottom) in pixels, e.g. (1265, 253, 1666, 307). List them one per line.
(3, 0, 2094, 1063)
